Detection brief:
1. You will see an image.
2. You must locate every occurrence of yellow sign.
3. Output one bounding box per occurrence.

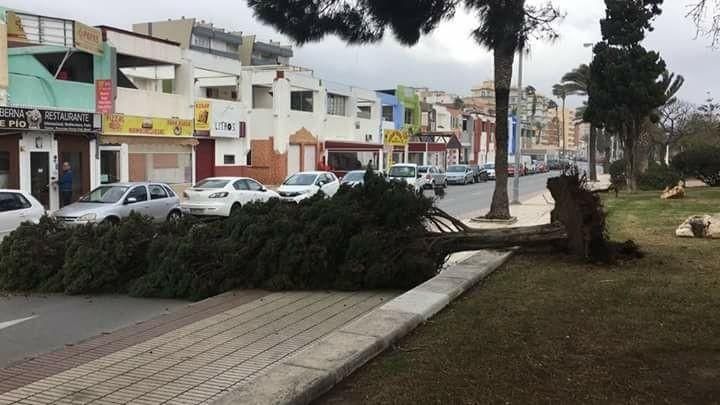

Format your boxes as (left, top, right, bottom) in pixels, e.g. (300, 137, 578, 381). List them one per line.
(102, 114, 193, 137)
(383, 129, 410, 146)
(194, 100, 211, 132)
(74, 21, 103, 55)
(6, 11, 28, 43)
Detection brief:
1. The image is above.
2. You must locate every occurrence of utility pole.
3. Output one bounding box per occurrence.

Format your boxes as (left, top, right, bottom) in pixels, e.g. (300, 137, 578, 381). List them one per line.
(511, 47, 523, 205)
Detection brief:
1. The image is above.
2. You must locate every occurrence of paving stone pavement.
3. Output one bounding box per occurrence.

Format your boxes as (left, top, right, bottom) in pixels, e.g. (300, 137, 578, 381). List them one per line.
(0, 291, 396, 405)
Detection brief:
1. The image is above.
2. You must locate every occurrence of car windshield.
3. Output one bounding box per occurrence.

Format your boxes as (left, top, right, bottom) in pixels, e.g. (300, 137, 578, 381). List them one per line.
(484, 163, 495, 169)
(79, 186, 128, 203)
(418, 166, 429, 173)
(343, 172, 365, 182)
(448, 165, 467, 173)
(389, 166, 416, 178)
(283, 173, 318, 186)
(194, 179, 229, 189)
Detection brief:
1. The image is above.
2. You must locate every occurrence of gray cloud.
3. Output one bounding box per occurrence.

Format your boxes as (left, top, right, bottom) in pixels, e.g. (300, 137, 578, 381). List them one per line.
(7, 0, 718, 107)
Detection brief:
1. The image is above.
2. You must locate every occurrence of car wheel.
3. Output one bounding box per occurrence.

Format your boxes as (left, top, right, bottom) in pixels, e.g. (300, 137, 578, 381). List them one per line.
(230, 203, 242, 216)
(103, 216, 119, 226)
(167, 210, 182, 222)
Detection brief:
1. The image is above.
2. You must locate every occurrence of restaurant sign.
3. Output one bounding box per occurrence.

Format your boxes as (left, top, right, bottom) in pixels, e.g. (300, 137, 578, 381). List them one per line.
(0, 106, 99, 132)
(383, 129, 410, 146)
(194, 98, 245, 138)
(102, 114, 193, 137)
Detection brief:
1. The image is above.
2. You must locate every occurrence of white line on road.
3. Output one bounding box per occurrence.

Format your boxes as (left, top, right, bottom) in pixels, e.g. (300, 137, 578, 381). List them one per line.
(0, 315, 37, 331)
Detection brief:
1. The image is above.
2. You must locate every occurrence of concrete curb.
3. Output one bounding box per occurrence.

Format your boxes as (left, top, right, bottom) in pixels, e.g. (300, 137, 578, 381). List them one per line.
(212, 249, 513, 405)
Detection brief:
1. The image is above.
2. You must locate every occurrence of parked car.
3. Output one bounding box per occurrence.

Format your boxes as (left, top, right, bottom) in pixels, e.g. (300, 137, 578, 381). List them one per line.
(182, 177, 279, 217)
(0, 189, 45, 240)
(340, 170, 384, 187)
(53, 182, 182, 225)
(446, 165, 475, 185)
(417, 165, 447, 189)
(469, 164, 489, 182)
(484, 163, 496, 180)
(534, 161, 549, 173)
(387, 164, 422, 190)
(277, 171, 340, 203)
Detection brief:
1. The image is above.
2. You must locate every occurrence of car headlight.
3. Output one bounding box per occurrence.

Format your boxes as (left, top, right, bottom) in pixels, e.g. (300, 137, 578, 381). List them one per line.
(78, 213, 97, 222)
(209, 192, 229, 198)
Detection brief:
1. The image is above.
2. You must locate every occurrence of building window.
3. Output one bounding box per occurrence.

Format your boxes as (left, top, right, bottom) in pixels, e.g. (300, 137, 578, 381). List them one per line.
(462, 118, 468, 131)
(291, 91, 314, 112)
(223, 155, 236, 165)
(404, 109, 414, 125)
(382, 106, 394, 122)
(327, 94, 347, 116)
(357, 106, 371, 119)
(192, 34, 210, 48)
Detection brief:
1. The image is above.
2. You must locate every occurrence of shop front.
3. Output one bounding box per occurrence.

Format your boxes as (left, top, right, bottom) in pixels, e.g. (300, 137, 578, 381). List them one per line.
(193, 98, 247, 181)
(323, 140, 384, 177)
(0, 106, 99, 210)
(100, 114, 196, 193)
(383, 129, 410, 169)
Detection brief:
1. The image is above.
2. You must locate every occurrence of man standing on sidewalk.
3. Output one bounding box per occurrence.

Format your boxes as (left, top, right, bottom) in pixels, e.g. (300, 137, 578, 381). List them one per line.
(57, 162, 73, 207)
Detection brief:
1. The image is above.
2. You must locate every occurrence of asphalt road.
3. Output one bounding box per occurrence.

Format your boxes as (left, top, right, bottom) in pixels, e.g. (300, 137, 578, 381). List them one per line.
(0, 293, 186, 368)
(430, 171, 561, 219)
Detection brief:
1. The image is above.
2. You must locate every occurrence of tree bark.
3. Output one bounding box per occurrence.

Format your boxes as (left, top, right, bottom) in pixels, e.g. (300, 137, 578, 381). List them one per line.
(485, 46, 515, 220)
(589, 124, 598, 181)
(625, 121, 639, 193)
(427, 222, 567, 253)
(561, 97, 566, 158)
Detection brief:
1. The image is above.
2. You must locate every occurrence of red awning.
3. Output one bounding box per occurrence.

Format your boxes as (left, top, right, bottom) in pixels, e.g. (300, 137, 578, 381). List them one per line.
(325, 140, 383, 151)
(409, 142, 447, 152)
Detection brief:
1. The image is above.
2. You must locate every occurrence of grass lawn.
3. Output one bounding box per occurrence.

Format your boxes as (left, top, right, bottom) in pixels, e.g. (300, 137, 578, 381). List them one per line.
(317, 187, 720, 405)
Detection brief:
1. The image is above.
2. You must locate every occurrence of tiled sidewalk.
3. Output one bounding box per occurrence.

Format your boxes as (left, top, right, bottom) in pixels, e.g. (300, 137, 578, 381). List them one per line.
(0, 291, 395, 405)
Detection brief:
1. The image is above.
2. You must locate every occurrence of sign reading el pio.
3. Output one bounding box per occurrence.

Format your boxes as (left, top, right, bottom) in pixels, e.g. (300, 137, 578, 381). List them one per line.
(102, 114, 193, 137)
(383, 129, 410, 146)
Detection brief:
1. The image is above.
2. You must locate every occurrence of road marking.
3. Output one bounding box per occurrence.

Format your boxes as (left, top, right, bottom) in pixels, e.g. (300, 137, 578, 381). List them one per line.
(0, 315, 37, 331)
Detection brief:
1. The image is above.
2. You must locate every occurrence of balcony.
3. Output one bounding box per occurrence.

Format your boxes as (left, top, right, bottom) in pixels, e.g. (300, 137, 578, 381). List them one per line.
(115, 87, 191, 119)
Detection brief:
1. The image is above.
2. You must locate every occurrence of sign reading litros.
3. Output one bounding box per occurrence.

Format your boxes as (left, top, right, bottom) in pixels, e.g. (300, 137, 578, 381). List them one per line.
(194, 99, 245, 138)
(0, 107, 98, 132)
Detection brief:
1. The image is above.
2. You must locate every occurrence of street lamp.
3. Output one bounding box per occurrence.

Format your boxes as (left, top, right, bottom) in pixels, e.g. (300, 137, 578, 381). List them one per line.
(511, 47, 527, 205)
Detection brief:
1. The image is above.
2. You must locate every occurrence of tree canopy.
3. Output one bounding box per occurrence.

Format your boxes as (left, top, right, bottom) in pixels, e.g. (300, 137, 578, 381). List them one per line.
(687, 0, 720, 47)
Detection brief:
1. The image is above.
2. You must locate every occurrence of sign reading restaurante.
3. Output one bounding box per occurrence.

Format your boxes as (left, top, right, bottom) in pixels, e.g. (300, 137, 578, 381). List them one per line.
(0, 106, 98, 132)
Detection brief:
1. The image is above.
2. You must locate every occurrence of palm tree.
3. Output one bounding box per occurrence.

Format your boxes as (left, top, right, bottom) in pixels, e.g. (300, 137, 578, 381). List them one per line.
(561, 64, 597, 179)
(552, 83, 570, 158)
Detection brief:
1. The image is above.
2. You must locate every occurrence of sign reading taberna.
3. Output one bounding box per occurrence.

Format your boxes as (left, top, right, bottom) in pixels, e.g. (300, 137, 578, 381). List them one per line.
(0, 107, 99, 132)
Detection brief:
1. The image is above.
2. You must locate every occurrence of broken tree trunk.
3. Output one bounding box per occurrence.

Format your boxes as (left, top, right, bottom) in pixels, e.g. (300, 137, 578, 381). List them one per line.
(423, 170, 610, 262)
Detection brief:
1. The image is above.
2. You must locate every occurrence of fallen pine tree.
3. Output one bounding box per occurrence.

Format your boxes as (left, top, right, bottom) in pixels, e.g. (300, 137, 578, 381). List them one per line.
(0, 170, 634, 300)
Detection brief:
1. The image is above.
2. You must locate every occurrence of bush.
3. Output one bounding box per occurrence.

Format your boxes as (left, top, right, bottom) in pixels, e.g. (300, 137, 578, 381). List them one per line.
(608, 159, 626, 188)
(671, 146, 720, 186)
(638, 161, 682, 191)
(1, 172, 444, 300)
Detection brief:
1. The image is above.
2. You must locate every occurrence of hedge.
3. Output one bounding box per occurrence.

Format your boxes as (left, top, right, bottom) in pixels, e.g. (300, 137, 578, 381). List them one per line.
(0, 172, 444, 300)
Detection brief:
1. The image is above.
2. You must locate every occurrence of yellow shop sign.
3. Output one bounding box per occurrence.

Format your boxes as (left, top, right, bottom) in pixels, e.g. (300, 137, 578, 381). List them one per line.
(383, 129, 410, 146)
(102, 114, 193, 137)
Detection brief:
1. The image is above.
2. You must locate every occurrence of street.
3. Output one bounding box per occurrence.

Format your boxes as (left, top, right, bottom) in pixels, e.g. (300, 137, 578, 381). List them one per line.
(431, 171, 560, 219)
(0, 293, 186, 368)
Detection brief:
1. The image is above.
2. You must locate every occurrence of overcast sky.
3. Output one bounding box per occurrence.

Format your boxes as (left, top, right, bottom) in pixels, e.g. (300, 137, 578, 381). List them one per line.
(7, 0, 719, 107)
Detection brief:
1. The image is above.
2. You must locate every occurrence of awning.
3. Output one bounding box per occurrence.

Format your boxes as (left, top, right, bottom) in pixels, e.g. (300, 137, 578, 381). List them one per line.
(325, 140, 383, 151)
(100, 135, 198, 146)
(409, 142, 447, 153)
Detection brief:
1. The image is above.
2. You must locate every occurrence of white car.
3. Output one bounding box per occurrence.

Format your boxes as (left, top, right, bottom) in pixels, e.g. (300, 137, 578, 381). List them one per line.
(387, 164, 422, 191)
(182, 177, 279, 216)
(277, 171, 340, 203)
(0, 189, 45, 241)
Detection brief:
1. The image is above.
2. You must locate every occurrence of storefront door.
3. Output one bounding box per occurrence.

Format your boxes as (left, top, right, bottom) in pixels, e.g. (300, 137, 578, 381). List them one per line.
(303, 145, 316, 172)
(57, 135, 91, 203)
(30, 151, 50, 208)
(100, 150, 121, 184)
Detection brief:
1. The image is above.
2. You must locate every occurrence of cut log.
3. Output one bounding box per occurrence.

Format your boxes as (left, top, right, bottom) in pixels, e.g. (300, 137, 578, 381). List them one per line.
(426, 222, 568, 253)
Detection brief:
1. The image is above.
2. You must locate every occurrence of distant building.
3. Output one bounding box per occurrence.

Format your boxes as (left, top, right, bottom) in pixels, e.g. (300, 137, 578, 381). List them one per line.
(132, 18, 293, 65)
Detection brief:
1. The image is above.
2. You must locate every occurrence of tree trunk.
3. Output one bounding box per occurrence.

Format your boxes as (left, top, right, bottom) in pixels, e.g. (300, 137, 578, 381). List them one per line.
(485, 46, 515, 220)
(426, 222, 567, 253)
(589, 124, 598, 181)
(625, 122, 639, 193)
(561, 97, 566, 158)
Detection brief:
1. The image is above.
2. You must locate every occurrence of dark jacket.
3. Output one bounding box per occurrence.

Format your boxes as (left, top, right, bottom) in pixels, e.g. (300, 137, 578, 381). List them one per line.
(58, 170, 73, 192)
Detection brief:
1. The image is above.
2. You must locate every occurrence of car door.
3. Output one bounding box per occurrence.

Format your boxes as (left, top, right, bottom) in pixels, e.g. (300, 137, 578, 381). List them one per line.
(123, 185, 150, 218)
(0, 192, 33, 239)
(321, 173, 340, 196)
(148, 184, 171, 220)
(245, 179, 269, 202)
(232, 179, 253, 205)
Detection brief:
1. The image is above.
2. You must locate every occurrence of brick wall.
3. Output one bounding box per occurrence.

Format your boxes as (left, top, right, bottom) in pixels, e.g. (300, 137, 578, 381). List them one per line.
(214, 137, 287, 185)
